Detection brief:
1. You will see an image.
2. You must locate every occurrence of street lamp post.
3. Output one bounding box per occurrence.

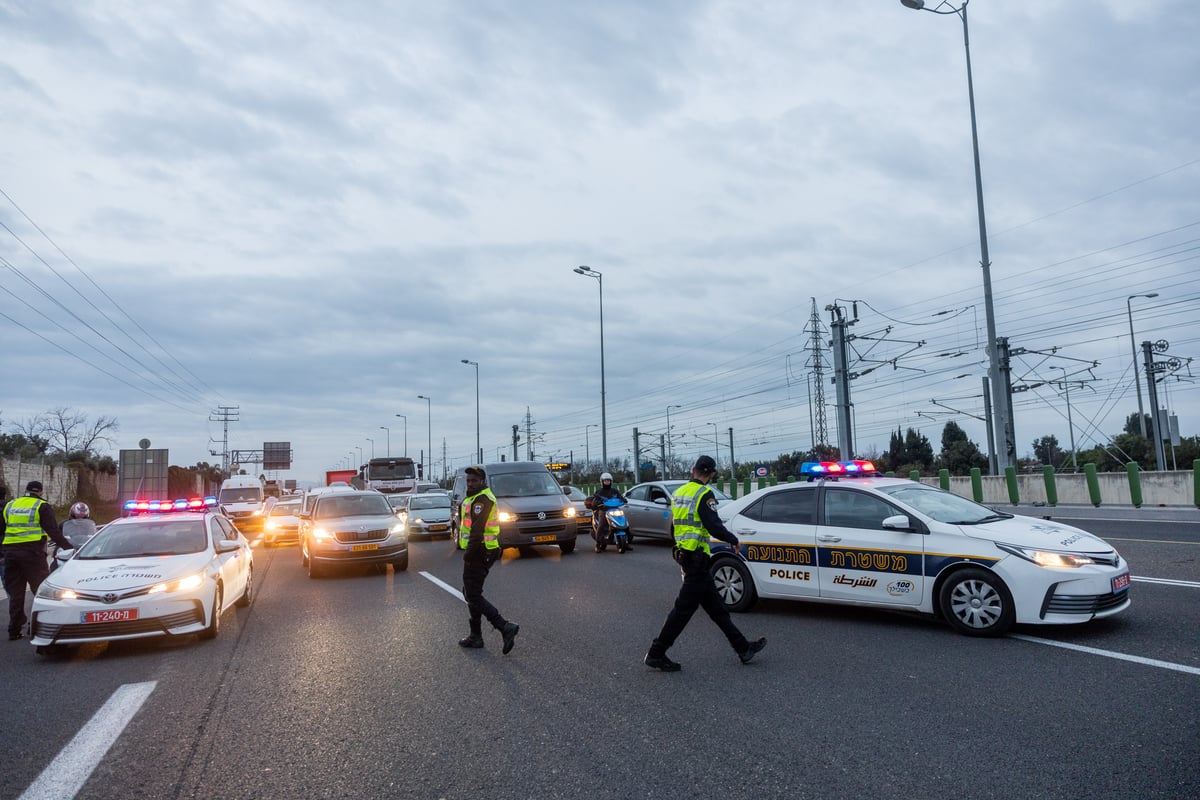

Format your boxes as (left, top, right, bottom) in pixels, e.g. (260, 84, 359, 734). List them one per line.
(379, 426, 390, 458)
(666, 404, 682, 479)
(574, 266, 608, 469)
(901, 0, 1014, 471)
(417, 395, 432, 479)
(1051, 367, 1078, 472)
(585, 423, 598, 468)
(462, 359, 480, 462)
(355, 446, 363, 469)
(395, 414, 407, 456)
(366, 437, 374, 460)
(1126, 293, 1159, 437)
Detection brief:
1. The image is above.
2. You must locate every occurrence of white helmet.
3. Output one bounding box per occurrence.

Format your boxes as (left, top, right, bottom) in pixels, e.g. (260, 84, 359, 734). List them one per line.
(600, 472, 613, 482)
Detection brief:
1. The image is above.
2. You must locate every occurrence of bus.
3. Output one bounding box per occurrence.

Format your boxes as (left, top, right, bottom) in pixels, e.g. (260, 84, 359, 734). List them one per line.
(357, 457, 418, 494)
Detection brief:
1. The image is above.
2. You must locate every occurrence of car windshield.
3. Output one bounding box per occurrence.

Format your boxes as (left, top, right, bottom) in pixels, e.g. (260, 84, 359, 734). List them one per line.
(408, 495, 450, 510)
(489, 471, 564, 497)
(315, 494, 393, 519)
(566, 486, 587, 501)
(270, 501, 301, 517)
(387, 495, 411, 509)
(367, 461, 416, 480)
(877, 484, 1013, 524)
(75, 519, 208, 558)
(220, 488, 262, 504)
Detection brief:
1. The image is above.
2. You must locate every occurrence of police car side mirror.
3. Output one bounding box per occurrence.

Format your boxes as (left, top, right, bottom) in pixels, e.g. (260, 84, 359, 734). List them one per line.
(882, 514, 915, 532)
(215, 539, 241, 553)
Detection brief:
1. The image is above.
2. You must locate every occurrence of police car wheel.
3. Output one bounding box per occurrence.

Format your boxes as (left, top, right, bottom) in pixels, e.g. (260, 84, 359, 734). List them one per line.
(712, 557, 756, 612)
(36, 644, 69, 658)
(199, 584, 222, 640)
(236, 566, 253, 608)
(938, 567, 1015, 637)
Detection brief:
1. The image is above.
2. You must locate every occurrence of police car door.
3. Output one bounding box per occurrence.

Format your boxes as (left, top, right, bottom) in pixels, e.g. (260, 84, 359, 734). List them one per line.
(730, 486, 819, 598)
(211, 516, 248, 601)
(816, 487, 924, 606)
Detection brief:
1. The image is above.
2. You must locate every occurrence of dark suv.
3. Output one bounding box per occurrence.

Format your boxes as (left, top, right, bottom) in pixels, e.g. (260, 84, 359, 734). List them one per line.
(450, 462, 578, 554)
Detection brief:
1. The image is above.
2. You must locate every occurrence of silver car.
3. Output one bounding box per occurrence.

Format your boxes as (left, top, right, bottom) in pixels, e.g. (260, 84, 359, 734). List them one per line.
(403, 493, 453, 538)
(299, 490, 408, 578)
(623, 480, 732, 542)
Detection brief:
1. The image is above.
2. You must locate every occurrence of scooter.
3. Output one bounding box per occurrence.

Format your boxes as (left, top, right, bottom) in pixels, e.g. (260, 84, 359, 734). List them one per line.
(592, 496, 630, 554)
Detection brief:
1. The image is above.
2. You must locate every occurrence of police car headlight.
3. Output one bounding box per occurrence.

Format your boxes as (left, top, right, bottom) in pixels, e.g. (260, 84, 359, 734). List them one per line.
(148, 573, 205, 594)
(997, 543, 1095, 568)
(498, 511, 516, 523)
(36, 583, 77, 601)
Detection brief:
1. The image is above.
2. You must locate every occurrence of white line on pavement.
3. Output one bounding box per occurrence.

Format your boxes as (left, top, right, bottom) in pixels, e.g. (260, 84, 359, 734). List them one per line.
(19, 681, 157, 800)
(420, 570, 464, 602)
(1010, 635, 1200, 676)
(1133, 576, 1200, 587)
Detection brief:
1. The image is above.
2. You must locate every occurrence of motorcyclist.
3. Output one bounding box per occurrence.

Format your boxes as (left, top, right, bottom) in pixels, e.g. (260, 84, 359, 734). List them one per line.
(59, 501, 98, 554)
(587, 473, 630, 550)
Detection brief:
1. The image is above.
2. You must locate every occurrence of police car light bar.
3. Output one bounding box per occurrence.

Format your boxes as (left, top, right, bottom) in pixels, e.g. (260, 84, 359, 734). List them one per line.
(799, 460, 880, 479)
(123, 496, 218, 513)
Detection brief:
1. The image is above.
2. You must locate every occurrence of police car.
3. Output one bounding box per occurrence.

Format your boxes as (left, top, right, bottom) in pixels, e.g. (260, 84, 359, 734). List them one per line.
(708, 461, 1131, 636)
(30, 497, 253, 653)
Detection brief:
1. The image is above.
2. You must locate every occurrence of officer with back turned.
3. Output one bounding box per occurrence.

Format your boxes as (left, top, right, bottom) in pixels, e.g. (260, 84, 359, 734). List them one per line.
(2, 480, 73, 640)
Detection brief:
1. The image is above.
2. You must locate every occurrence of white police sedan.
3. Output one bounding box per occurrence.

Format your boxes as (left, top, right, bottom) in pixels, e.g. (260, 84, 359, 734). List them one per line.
(708, 461, 1131, 636)
(30, 497, 253, 653)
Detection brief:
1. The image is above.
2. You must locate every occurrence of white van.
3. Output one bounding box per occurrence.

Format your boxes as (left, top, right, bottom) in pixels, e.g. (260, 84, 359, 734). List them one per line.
(218, 475, 266, 532)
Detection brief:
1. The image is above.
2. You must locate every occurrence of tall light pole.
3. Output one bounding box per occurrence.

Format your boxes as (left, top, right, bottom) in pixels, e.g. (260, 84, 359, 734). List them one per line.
(366, 437, 375, 460)
(395, 414, 407, 456)
(1126, 293, 1158, 437)
(1051, 366, 1078, 472)
(355, 446, 363, 468)
(574, 265, 608, 469)
(585, 423, 598, 467)
(666, 404, 682, 479)
(378, 426, 389, 458)
(461, 359, 480, 462)
(901, 0, 1013, 471)
(417, 395, 432, 479)
(708, 422, 720, 464)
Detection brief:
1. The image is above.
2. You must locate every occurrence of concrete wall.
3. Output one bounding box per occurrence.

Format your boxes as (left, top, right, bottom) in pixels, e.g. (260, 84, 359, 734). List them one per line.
(0, 458, 119, 507)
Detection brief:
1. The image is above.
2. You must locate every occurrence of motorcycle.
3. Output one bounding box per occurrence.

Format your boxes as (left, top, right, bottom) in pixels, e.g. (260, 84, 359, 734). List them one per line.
(591, 496, 630, 554)
(50, 518, 97, 571)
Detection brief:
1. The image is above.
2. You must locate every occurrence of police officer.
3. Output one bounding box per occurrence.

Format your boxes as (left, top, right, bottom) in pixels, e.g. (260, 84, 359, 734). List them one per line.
(457, 466, 520, 653)
(2, 480, 73, 640)
(644, 456, 765, 671)
(587, 471, 631, 551)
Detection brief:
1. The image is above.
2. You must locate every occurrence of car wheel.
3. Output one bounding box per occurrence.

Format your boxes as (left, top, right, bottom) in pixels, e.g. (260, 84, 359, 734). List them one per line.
(36, 644, 69, 658)
(711, 556, 756, 612)
(235, 565, 253, 608)
(307, 552, 324, 579)
(559, 539, 576, 555)
(199, 584, 222, 640)
(300, 539, 309, 567)
(938, 567, 1015, 636)
(392, 553, 409, 572)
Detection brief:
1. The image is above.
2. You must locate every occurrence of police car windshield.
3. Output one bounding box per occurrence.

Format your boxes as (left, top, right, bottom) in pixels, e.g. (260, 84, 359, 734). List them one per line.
(76, 520, 207, 558)
(490, 472, 563, 497)
(876, 485, 1013, 524)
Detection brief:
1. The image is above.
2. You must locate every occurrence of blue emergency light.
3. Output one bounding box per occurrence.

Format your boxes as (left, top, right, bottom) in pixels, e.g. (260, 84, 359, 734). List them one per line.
(799, 460, 880, 479)
(123, 496, 218, 514)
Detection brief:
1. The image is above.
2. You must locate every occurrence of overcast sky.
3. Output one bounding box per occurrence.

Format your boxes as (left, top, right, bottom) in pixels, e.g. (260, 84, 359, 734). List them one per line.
(2, 0, 1197, 484)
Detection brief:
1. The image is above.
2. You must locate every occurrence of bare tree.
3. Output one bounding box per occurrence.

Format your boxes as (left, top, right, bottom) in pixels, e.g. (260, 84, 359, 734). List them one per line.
(20, 407, 119, 457)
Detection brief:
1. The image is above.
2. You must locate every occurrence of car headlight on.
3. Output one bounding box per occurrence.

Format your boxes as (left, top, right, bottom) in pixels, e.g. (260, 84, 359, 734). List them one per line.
(498, 511, 516, 523)
(565, 507, 577, 518)
(148, 573, 205, 594)
(997, 543, 1096, 568)
(311, 527, 334, 543)
(265, 520, 278, 530)
(410, 516, 424, 525)
(36, 583, 78, 601)
(391, 523, 406, 536)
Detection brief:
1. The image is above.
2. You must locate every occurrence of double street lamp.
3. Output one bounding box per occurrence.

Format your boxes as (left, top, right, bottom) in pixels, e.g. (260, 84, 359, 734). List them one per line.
(1126, 293, 1158, 437)
(417, 395, 432, 480)
(901, 0, 1014, 471)
(462, 359, 480, 462)
(573, 265, 608, 469)
(366, 437, 375, 460)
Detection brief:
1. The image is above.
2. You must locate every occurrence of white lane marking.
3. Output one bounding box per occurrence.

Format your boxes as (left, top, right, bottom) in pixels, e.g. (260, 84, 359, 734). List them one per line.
(1133, 576, 1200, 588)
(1010, 635, 1200, 677)
(1106, 537, 1200, 545)
(420, 570, 464, 603)
(19, 681, 157, 800)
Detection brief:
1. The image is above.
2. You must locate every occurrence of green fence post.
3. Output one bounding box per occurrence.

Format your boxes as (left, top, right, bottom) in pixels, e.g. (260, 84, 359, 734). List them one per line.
(1195, 460, 1200, 508)
(938, 469, 950, 490)
(909, 469, 921, 482)
(1004, 466, 1019, 505)
(1126, 463, 1143, 508)
(742, 477, 751, 497)
(770, 476, 778, 487)
(1042, 465, 1058, 506)
(786, 475, 795, 483)
(1084, 463, 1101, 507)
(970, 468, 983, 502)
(885, 471, 895, 478)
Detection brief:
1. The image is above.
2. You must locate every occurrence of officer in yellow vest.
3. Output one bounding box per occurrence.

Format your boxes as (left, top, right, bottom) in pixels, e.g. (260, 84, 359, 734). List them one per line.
(458, 466, 520, 653)
(644, 456, 765, 671)
(2, 480, 73, 640)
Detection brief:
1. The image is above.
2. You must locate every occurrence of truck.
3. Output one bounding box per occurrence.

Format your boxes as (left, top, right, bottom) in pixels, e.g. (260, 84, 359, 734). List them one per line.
(356, 457, 418, 494)
(325, 469, 359, 486)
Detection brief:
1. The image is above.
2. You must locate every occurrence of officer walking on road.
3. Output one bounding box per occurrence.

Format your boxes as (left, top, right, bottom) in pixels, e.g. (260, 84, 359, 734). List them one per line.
(457, 466, 520, 653)
(2, 480, 74, 640)
(644, 455, 765, 671)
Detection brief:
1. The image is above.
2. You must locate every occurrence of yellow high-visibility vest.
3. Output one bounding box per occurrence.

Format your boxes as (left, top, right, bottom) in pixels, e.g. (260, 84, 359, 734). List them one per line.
(672, 481, 712, 554)
(459, 488, 500, 550)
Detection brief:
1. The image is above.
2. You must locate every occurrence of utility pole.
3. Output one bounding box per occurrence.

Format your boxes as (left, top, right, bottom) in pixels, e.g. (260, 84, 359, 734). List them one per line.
(806, 298, 830, 447)
(829, 304, 855, 459)
(208, 405, 239, 476)
(524, 407, 535, 461)
(632, 427, 641, 482)
(511, 425, 520, 462)
(1143, 341, 1167, 471)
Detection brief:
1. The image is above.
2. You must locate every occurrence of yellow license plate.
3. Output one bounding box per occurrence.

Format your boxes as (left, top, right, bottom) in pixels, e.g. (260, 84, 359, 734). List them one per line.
(532, 535, 556, 543)
(350, 543, 379, 552)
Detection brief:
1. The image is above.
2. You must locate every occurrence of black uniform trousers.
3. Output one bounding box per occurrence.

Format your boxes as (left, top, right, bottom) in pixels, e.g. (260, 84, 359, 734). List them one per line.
(3, 542, 49, 636)
(649, 548, 749, 658)
(462, 553, 507, 636)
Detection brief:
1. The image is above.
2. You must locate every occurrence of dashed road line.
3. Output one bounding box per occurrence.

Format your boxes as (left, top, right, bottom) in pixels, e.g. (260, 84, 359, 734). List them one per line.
(420, 570, 464, 602)
(1010, 635, 1200, 676)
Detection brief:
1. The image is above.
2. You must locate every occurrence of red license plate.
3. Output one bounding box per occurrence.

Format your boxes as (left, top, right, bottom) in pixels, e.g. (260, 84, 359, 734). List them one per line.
(1111, 573, 1131, 592)
(83, 609, 138, 624)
